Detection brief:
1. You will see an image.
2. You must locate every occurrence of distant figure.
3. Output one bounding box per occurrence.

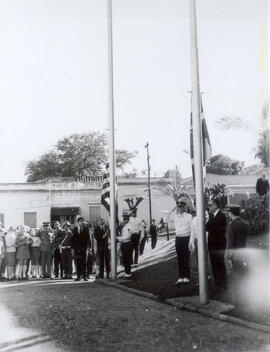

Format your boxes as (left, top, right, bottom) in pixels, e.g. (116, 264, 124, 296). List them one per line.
(117, 214, 133, 278)
(256, 173, 269, 196)
(139, 220, 148, 255)
(158, 218, 165, 233)
(60, 221, 73, 279)
(150, 219, 158, 249)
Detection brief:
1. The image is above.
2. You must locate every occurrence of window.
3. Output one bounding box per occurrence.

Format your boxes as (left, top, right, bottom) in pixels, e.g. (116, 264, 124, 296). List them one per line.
(0, 213, 4, 227)
(24, 212, 37, 228)
(89, 206, 101, 225)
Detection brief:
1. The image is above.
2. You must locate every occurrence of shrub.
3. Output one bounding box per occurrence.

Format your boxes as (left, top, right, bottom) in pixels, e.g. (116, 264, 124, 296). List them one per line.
(241, 194, 269, 234)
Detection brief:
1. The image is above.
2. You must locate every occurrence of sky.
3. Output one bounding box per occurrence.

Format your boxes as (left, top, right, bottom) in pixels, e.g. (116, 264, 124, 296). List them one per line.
(0, 0, 268, 182)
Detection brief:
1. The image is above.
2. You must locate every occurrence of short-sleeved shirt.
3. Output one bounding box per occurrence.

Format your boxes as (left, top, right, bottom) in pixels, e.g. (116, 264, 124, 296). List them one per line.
(171, 212, 193, 237)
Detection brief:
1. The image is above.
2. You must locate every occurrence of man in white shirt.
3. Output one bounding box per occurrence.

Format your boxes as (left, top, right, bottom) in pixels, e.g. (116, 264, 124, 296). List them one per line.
(166, 200, 193, 284)
(129, 209, 143, 266)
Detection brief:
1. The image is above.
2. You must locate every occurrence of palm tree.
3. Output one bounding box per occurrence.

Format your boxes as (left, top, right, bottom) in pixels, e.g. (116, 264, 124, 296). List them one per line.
(215, 103, 269, 167)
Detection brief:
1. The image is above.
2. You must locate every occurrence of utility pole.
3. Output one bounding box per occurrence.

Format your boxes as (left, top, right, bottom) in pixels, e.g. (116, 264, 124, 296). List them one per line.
(145, 142, 152, 227)
(189, 0, 208, 304)
(107, 0, 117, 280)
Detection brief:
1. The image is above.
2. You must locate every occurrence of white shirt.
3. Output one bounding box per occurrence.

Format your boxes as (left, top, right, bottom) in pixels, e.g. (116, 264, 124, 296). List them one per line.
(119, 223, 132, 242)
(129, 216, 143, 234)
(5, 231, 17, 252)
(170, 211, 193, 237)
(31, 236, 41, 247)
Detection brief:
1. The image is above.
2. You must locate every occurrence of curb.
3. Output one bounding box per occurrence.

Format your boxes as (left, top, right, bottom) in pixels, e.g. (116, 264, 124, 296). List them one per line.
(97, 279, 270, 334)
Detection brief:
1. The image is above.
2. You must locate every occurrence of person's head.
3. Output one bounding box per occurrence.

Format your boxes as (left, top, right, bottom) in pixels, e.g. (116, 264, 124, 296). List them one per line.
(54, 221, 60, 229)
(151, 219, 156, 224)
(8, 225, 16, 232)
(97, 217, 104, 226)
(18, 225, 26, 234)
(262, 173, 266, 180)
(77, 216, 84, 227)
(226, 204, 241, 219)
(63, 221, 71, 230)
(176, 200, 187, 214)
(208, 198, 219, 214)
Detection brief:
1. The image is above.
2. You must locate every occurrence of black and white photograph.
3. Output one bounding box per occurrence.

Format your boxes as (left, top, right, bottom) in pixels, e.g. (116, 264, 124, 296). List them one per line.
(0, 1, 269, 351)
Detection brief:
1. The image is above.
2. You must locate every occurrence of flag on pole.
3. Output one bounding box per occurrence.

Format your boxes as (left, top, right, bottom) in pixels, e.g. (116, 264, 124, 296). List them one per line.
(101, 163, 110, 212)
(190, 96, 212, 185)
(101, 163, 119, 220)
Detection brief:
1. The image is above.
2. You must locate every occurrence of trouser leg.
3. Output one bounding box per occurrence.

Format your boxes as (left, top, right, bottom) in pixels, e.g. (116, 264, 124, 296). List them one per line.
(98, 250, 105, 278)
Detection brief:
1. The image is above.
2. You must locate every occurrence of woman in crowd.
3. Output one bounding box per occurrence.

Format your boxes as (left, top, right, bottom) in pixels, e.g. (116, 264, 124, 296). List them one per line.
(30, 228, 41, 279)
(16, 225, 32, 280)
(5, 226, 17, 280)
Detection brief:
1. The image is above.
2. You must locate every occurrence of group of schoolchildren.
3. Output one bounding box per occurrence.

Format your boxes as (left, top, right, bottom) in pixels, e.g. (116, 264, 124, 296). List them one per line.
(0, 220, 96, 281)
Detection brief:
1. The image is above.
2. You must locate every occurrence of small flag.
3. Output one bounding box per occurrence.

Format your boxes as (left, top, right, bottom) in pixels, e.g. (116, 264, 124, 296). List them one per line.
(190, 96, 212, 185)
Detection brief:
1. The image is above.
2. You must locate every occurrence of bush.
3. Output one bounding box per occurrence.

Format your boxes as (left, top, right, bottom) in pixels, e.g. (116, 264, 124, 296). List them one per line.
(241, 194, 269, 234)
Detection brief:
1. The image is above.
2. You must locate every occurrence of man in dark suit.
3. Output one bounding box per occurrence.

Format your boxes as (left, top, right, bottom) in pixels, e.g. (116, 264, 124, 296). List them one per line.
(206, 198, 227, 293)
(94, 217, 111, 279)
(256, 173, 269, 196)
(71, 216, 91, 281)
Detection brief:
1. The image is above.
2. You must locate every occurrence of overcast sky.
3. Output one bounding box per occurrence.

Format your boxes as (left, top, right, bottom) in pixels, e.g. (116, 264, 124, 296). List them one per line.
(0, 0, 268, 182)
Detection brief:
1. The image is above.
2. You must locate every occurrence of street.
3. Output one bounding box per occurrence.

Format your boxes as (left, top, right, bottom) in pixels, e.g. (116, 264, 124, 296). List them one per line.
(0, 279, 269, 352)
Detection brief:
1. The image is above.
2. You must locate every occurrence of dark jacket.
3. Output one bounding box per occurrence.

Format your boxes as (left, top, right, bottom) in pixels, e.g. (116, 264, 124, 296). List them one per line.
(94, 225, 109, 251)
(71, 226, 90, 252)
(206, 210, 227, 251)
(150, 224, 157, 237)
(256, 178, 269, 196)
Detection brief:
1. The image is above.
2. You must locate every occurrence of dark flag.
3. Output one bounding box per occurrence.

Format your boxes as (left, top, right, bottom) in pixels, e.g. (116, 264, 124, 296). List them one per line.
(190, 97, 212, 185)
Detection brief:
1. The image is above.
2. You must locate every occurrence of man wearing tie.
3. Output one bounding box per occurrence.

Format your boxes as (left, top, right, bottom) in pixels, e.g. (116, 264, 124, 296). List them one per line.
(206, 198, 227, 294)
(94, 217, 111, 279)
(71, 216, 91, 281)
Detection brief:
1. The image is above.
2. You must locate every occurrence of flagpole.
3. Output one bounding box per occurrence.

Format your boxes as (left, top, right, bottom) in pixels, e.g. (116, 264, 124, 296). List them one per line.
(107, 0, 117, 280)
(189, 0, 208, 304)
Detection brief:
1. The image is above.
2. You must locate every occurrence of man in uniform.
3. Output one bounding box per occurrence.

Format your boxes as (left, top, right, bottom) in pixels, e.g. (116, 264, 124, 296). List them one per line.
(60, 221, 73, 279)
(53, 221, 63, 279)
(71, 216, 90, 281)
(38, 222, 54, 279)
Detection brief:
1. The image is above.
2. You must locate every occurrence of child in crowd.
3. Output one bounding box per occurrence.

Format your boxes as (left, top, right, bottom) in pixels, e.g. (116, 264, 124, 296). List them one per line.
(16, 225, 32, 279)
(30, 228, 41, 279)
(5, 226, 17, 280)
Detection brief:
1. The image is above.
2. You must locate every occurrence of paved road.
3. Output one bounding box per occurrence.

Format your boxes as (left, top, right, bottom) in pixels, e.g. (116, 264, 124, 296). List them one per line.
(0, 279, 269, 352)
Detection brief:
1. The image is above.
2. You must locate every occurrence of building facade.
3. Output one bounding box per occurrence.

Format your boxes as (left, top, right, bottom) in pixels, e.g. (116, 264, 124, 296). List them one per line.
(0, 174, 258, 228)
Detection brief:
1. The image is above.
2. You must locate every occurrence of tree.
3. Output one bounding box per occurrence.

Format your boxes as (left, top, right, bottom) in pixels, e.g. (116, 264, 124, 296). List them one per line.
(206, 154, 244, 175)
(254, 129, 269, 167)
(25, 132, 137, 182)
(215, 103, 269, 167)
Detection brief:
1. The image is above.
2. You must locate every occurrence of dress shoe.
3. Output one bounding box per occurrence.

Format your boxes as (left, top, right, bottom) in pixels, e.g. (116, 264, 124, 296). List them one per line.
(183, 278, 190, 283)
(83, 278, 88, 282)
(124, 273, 132, 278)
(175, 278, 184, 285)
(74, 278, 81, 281)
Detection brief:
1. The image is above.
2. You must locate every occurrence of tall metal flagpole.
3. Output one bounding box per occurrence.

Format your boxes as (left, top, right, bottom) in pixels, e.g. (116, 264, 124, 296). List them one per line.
(107, 0, 117, 280)
(189, 0, 208, 304)
(145, 142, 152, 227)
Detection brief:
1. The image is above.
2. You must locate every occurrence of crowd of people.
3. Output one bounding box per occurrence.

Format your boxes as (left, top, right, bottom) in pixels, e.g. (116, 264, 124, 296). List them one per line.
(0, 210, 163, 282)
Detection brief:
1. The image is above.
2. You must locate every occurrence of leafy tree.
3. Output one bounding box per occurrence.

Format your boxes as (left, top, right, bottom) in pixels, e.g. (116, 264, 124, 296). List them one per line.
(25, 132, 137, 182)
(206, 154, 244, 175)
